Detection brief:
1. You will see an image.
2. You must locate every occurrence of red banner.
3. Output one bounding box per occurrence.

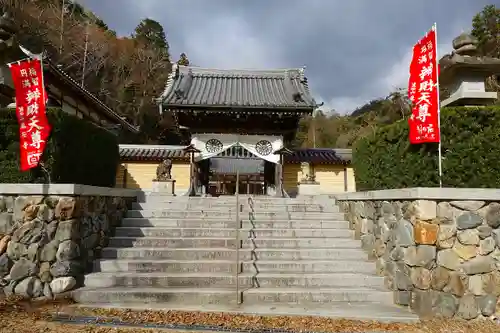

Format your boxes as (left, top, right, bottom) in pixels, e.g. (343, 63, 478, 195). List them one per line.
(9, 58, 51, 171)
(408, 26, 440, 144)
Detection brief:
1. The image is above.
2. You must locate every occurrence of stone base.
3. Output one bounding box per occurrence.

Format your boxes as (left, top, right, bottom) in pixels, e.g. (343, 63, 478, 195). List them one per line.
(266, 185, 277, 196)
(441, 91, 498, 107)
(151, 180, 176, 195)
(298, 182, 320, 196)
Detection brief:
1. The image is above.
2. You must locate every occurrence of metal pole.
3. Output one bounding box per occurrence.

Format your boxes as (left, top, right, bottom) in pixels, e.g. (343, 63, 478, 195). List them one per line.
(433, 23, 443, 188)
(235, 169, 241, 304)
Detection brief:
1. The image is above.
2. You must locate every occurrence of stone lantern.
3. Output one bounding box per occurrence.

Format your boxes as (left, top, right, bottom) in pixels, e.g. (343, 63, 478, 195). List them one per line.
(439, 32, 500, 107)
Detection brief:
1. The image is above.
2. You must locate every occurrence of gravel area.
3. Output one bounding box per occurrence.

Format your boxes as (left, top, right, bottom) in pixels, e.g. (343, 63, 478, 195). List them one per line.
(1, 296, 499, 333)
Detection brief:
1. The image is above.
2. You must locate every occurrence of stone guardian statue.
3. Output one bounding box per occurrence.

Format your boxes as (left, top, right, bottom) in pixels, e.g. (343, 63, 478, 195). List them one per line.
(154, 158, 172, 181)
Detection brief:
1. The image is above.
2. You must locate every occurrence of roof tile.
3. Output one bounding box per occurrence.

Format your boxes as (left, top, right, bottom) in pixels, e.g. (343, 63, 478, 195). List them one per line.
(285, 148, 352, 164)
(119, 145, 351, 164)
(160, 65, 316, 109)
(119, 146, 189, 161)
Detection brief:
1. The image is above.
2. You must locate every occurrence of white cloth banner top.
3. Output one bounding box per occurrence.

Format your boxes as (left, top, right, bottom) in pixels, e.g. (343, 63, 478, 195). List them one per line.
(191, 133, 283, 163)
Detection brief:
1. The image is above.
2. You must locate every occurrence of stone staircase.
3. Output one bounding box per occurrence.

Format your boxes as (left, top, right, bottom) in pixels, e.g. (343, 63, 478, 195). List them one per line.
(73, 195, 416, 322)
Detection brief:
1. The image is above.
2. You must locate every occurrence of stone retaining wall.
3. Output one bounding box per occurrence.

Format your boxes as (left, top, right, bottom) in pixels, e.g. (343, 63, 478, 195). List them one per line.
(0, 184, 137, 299)
(336, 188, 500, 320)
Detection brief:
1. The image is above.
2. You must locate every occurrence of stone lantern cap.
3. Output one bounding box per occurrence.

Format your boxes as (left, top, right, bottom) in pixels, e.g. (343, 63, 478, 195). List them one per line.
(439, 32, 499, 107)
(439, 33, 500, 85)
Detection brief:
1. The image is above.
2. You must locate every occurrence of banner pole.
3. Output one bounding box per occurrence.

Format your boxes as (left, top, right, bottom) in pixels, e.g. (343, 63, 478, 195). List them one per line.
(6, 57, 31, 66)
(433, 22, 443, 188)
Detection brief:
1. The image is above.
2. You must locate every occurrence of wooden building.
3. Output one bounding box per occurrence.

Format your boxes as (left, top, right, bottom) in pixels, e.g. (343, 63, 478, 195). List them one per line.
(117, 144, 355, 196)
(116, 63, 356, 196)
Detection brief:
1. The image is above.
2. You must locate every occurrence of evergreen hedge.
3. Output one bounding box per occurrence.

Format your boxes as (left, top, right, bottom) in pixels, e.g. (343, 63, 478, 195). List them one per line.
(0, 107, 119, 186)
(353, 106, 500, 191)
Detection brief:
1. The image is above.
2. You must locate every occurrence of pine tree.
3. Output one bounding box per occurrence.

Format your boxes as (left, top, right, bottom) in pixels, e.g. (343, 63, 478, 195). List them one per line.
(471, 5, 500, 58)
(133, 18, 169, 52)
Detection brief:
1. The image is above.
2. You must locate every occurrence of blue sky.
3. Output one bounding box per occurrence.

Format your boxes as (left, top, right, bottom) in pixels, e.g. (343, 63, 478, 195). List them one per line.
(78, 0, 492, 114)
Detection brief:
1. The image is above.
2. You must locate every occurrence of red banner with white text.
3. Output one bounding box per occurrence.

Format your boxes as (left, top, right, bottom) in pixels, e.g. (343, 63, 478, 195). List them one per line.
(407, 27, 440, 144)
(9, 58, 51, 171)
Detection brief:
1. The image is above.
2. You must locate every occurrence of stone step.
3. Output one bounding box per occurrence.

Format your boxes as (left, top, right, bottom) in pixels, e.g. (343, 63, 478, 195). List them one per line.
(72, 302, 417, 323)
(243, 287, 393, 304)
(84, 272, 385, 289)
(73, 287, 240, 305)
(114, 227, 354, 238)
(108, 237, 236, 248)
(243, 260, 376, 274)
(84, 272, 252, 288)
(242, 238, 358, 248)
(126, 210, 346, 220)
(101, 247, 368, 261)
(94, 259, 377, 274)
(73, 287, 391, 305)
(107, 237, 359, 249)
(95, 259, 238, 273)
(131, 202, 339, 212)
(142, 196, 329, 204)
(120, 218, 350, 229)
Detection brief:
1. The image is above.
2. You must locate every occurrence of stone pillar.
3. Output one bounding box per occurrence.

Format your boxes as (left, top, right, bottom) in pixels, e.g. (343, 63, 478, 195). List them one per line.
(151, 180, 176, 195)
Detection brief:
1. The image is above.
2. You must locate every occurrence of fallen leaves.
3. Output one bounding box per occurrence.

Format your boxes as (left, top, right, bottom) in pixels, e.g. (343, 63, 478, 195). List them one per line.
(0, 296, 499, 333)
(61, 305, 500, 333)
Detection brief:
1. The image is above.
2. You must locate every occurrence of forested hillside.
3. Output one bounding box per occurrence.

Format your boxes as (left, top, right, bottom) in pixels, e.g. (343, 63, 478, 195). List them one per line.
(2, 0, 189, 143)
(1, 1, 498, 147)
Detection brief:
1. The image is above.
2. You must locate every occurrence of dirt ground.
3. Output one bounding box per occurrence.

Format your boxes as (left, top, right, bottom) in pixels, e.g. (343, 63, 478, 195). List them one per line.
(0, 296, 499, 333)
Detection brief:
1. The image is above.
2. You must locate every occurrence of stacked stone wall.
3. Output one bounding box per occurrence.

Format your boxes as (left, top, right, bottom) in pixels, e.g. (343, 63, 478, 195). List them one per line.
(338, 196, 500, 320)
(0, 186, 135, 299)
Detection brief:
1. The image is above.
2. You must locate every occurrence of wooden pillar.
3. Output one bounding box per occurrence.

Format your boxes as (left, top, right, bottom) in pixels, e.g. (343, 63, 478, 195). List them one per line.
(343, 164, 348, 192)
(275, 157, 283, 197)
(188, 153, 195, 196)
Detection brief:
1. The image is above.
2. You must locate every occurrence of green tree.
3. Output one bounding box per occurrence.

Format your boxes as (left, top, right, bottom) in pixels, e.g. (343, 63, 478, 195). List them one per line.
(177, 53, 190, 66)
(471, 5, 500, 58)
(471, 5, 500, 98)
(133, 18, 169, 52)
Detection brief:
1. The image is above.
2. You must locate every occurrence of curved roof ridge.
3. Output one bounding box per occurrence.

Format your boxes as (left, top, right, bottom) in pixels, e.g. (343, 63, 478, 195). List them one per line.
(177, 65, 308, 76)
(157, 63, 179, 104)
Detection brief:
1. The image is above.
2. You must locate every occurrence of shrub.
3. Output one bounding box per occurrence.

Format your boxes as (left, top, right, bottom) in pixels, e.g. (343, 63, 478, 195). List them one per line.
(0, 107, 119, 187)
(353, 106, 500, 191)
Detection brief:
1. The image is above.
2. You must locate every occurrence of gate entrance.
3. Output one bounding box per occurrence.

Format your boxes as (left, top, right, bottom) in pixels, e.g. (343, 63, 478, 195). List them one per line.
(196, 145, 275, 196)
(208, 157, 265, 195)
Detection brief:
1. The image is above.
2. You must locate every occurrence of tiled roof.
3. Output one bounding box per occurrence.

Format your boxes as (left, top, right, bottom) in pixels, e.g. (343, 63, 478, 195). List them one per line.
(119, 144, 352, 165)
(285, 148, 352, 164)
(119, 144, 189, 161)
(158, 64, 317, 110)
